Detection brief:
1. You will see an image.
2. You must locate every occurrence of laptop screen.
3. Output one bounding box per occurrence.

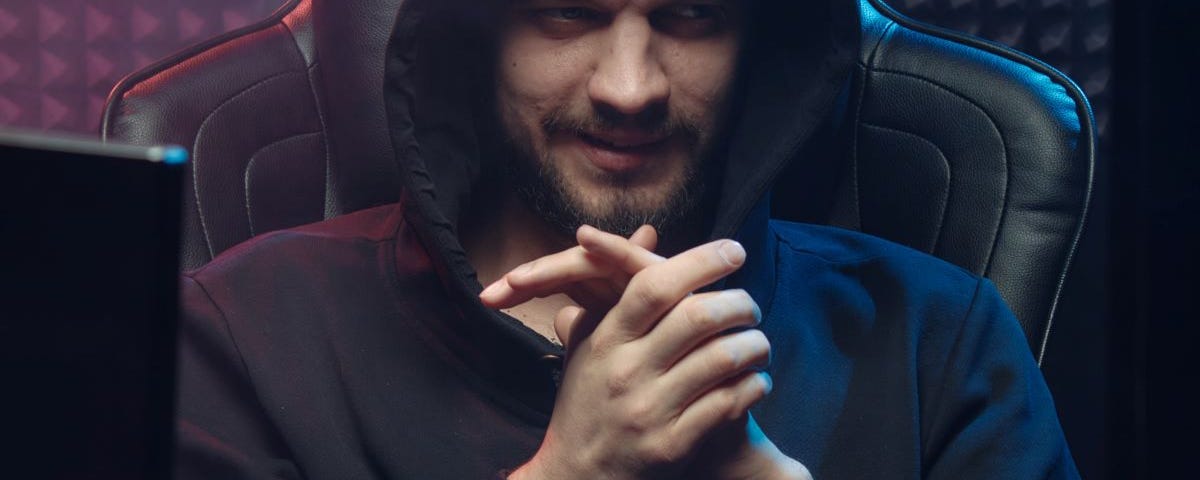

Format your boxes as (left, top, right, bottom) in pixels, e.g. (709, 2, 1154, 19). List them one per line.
(0, 130, 186, 479)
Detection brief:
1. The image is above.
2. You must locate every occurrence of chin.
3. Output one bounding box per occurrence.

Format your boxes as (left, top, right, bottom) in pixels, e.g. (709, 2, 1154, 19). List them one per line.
(507, 137, 707, 239)
(563, 165, 684, 205)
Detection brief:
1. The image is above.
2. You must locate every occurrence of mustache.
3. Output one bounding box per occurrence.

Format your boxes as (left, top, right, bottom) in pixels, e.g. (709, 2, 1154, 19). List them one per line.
(540, 104, 702, 141)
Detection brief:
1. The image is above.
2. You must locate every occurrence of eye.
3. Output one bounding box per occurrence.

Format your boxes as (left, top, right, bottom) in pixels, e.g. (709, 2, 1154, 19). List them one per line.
(651, 4, 733, 38)
(666, 5, 720, 19)
(526, 7, 605, 37)
(543, 7, 593, 21)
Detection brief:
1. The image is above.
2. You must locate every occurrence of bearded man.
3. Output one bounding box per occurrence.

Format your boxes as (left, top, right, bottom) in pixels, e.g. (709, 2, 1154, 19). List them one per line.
(174, 1, 1079, 478)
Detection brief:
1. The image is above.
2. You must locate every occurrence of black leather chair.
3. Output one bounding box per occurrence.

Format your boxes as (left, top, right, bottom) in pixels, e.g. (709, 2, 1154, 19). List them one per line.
(102, 0, 404, 270)
(774, 0, 1094, 363)
(103, 0, 1093, 364)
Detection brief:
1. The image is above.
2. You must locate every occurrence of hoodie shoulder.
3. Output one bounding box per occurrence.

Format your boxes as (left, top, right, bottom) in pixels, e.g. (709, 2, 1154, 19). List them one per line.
(768, 219, 975, 278)
(764, 218, 984, 322)
(186, 203, 405, 281)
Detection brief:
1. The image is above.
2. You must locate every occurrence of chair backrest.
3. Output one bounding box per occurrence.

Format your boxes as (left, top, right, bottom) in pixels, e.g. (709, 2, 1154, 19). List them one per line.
(102, 0, 404, 270)
(775, 0, 1094, 364)
(104, 0, 1093, 362)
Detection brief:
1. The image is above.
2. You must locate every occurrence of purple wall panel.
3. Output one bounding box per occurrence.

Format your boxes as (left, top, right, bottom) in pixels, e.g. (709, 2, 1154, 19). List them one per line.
(0, 0, 1111, 139)
(0, 0, 282, 135)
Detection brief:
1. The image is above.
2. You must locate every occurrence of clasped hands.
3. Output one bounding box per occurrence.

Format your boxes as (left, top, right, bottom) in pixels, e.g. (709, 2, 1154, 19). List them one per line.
(480, 225, 810, 480)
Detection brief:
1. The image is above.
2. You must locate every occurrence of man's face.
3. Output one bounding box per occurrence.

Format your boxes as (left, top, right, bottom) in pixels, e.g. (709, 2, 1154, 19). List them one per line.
(495, 0, 744, 237)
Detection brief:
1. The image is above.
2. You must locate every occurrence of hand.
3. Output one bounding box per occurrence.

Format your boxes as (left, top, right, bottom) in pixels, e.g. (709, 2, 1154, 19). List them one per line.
(484, 226, 808, 479)
(480, 225, 663, 318)
(484, 226, 771, 479)
(684, 413, 812, 480)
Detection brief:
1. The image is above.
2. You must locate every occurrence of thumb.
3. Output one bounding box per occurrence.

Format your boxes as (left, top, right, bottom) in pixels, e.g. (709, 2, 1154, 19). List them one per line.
(553, 305, 600, 355)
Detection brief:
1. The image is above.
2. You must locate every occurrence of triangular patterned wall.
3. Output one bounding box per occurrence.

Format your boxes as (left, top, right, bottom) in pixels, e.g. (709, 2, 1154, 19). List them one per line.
(0, 0, 1109, 139)
(0, 0, 280, 134)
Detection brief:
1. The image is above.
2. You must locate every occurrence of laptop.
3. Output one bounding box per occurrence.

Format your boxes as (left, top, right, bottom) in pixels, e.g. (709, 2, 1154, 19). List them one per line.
(0, 130, 186, 479)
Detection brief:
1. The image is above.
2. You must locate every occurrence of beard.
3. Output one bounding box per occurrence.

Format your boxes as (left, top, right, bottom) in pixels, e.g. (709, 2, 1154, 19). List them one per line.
(499, 101, 722, 241)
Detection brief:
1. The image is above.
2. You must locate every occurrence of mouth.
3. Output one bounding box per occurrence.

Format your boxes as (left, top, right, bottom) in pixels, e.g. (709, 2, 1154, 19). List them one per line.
(576, 131, 670, 174)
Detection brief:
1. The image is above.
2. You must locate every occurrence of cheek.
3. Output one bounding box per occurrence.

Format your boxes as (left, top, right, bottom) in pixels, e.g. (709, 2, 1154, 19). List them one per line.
(663, 42, 740, 116)
(497, 35, 594, 122)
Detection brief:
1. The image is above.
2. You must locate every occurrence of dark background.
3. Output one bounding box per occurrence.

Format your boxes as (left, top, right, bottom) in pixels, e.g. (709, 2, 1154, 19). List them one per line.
(3, 0, 1194, 478)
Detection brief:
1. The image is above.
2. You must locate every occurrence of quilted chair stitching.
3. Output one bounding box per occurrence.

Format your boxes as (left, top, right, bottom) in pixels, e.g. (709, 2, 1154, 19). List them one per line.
(859, 122, 953, 254)
(302, 62, 334, 218)
(847, 66, 867, 229)
(862, 0, 1094, 366)
(847, 19, 900, 230)
(192, 71, 308, 259)
(243, 131, 323, 236)
(279, 15, 334, 217)
(869, 68, 1011, 276)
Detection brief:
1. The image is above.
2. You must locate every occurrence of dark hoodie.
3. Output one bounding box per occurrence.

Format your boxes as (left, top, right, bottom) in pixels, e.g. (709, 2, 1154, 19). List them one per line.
(174, 0, 1079, 478)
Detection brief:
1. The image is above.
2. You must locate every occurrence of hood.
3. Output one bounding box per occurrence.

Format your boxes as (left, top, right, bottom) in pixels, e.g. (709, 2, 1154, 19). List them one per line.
(382, 0, 860, 356)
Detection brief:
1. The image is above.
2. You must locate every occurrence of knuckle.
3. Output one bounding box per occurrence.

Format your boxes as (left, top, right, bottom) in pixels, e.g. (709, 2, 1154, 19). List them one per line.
(735, 289, 763, 325)
(747, 372, 771, 400)
(746, 329, 772, 364)
(606, 361, 638, 396)
(630, 275, 672, 310)
(750, 300, 763, 327)
(622, 396, 657, 432)
(507, 261, 538, 286)
(708, 341, 742, 373)
(641, 436, 685, 465)
(682, 299, 716, 330)
(729, 288, 753, 303)
(747, 328, 770, 347)
(725, 289, 760, 327)
(689, 250, 716, 270)
(711, 389, 740, 421)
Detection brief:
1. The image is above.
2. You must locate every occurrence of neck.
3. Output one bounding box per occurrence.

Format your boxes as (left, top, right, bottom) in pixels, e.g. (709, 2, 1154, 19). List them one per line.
(462, 190, 574, 286)
(460, 188, 577, 344)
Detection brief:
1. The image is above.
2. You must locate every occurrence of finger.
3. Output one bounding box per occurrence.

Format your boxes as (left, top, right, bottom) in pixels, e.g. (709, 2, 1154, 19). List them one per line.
(655, 329, 771, 411)
(628, 224, 659, 252)
(599, 239, 747, 340)
(481, 227, 655, 309)
(479, 246, 615, 308)
(638, 289, 762, 370)
(554, 305, 602, 355)
(563, 283, 625, 313)
(669, 370, 773, 450)
(478, 275, 517, 307)
(577, 225, 665, 275)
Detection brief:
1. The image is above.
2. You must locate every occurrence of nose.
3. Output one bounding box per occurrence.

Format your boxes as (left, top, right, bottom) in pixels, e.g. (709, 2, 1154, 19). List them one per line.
(587, 17, 670, 117)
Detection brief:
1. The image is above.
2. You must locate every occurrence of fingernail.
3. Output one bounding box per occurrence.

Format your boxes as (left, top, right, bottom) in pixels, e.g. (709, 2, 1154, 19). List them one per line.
(718, 241, 746, 266)
(760, 372, 773, 394)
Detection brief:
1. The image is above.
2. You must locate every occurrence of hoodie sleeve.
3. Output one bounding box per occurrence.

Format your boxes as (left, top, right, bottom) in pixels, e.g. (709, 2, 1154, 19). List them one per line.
(921, 279, 1080, 479)
(173, 275, 303, 480)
